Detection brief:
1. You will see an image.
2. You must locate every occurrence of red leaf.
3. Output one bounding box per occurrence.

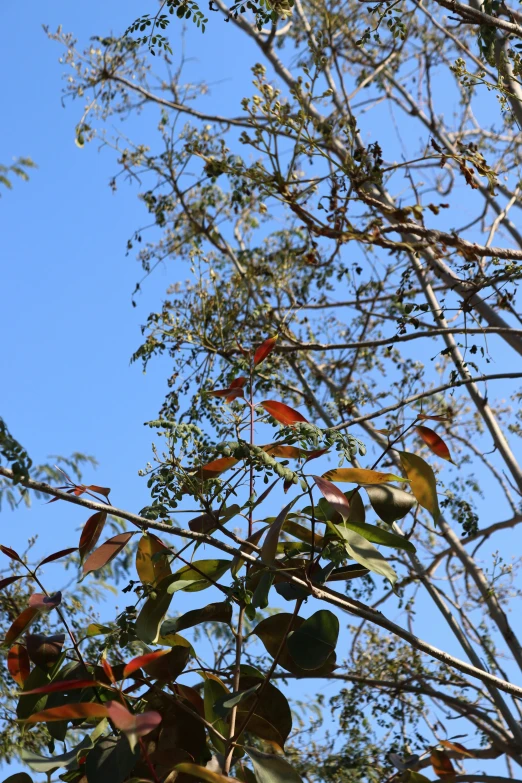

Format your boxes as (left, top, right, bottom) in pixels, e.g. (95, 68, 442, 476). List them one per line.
(5, 607, 41, 646)
(20, 678, 103, 696)
(254, 336, 278, 366)
(0, 545, 22, 563)
(28, 592, 62, 611)
(229, 377, 247, 389)
(82, 532, 135, 577)
(208, 388, 245, 402)
(0, 575, 22, 591)
(85, 485, 111, 498)
(313, 475, 350, 518)
(7, 644, 30, 686)
(261, 400, 308, 426)
(123, 650, 170, 678)
(416, 425, 453, 463)
(37, 548, 78, 568)
(24, 702, 109, 723)
(79, 511, 108, 561)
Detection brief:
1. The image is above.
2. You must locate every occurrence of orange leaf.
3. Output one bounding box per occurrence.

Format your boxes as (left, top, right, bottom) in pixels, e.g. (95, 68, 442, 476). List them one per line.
(417, 413, 452, 422)
(123, 650, 171, 678)
(261, 400, 308, 426)
(82, 532, 135, 577)
(194, 457, 238, 480)
(85, 485, 111, 498)
(230, 377, 247, 389)
(416, 425, 453, 463)
(24, 702, 109, 723)
(5, 607, 40, 646)
(440, 740, 476, 758)
(7, 644, 30, 686)
(254, 336, 278, 366)
(430, 749, 456, 778)
(79, 511, 108, 562)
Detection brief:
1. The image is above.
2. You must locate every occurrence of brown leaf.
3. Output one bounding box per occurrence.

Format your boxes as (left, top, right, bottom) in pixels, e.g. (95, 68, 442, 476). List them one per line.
(0, 545, 22, 563)
(79, 511, 108, 562)
(440, 740, 476, 758)
(254, 336, 278, 366)
(37, 548, 78, 567)
(85, 485, 111, 498)
(313, 475, 350, 518)
(430, 749, 456, 778)
(416, 425, 453, 463)
(26, 633, 65, 668)
(82, 532, 135, 577)
(261, 400, 308, 426)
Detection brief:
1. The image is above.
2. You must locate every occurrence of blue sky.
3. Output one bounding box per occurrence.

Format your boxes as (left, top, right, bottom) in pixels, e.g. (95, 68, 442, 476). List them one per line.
(2, 1, 522, 779)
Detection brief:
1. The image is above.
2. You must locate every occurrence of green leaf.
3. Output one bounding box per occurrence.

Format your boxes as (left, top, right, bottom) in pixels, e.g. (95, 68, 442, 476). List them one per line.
(336, 519, 415, 553)
(162, 601, 232, 634)
(16, 666, 50, 720)
(252, 572, 274, 609)
(167, 560, 232, 593)
(334, 524, 397, 589)
(399, 451, 440, 522)
(245, 747, 304, 783)
(214, 684, 261, 717)
(21, 736, 93, 773)
(1, 775, 33, 783)
(174, 764, 236, 783)
(261, 499, 298, 565)
(203, 675, 229, 753)
(287, 610, 339, 670)
(85, 736, 139, 783)
(135, 585, 173, 644)
(254, 614, 336, 676)
(365, 484, 416, 524)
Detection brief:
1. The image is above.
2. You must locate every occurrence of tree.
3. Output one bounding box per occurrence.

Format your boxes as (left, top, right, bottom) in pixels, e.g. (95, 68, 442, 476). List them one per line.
(2, 1, 522, 781)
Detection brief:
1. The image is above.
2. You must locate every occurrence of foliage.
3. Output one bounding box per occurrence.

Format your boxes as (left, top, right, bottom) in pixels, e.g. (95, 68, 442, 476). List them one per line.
(4, 0, 522, 782)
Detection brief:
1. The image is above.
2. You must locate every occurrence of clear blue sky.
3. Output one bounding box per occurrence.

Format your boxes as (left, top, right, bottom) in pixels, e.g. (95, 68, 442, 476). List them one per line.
(2, 2, 521, 779)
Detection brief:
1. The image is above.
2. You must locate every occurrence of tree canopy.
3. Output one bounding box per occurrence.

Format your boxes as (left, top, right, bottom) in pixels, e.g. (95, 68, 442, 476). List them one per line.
(2, 1, 522, 782)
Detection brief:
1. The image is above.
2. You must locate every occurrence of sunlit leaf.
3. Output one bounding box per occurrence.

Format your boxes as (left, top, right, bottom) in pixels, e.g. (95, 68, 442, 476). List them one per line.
(193, 457, 238, 480)
(440, 740, 476, 758)
(287, 610, 339, 670)
(416, 425, 453, 463)
(19, 678, 104, 696)
(338, 519, 415, 553)
(261, 401, 308, 426)
(167, 559, 232, 593)
(322, 468, 408, 484)
(24, 702, 109, 723)
(334, 525, 397, 589)
(254, 336, 278, 366)
(135, 533, 171, 586)
(7, 644, 30, 686)
(105, 701, 162, 751)
(313, 475, 350, 519)
(123, 650, 170, 678)
(399, 451, 440, 522)
(82, 532, 135, 577)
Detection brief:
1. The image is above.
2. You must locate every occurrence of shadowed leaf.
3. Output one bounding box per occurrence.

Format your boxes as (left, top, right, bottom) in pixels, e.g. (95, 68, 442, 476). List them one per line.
(79, 512, 107, 561)
(245, 746, 304, 783)
(287, 610, 339, 670)
(82, 532, 135, 577)
(365, 484, 416, 524)
(5, 607, 40, 646)
(7, 644, 30, 686)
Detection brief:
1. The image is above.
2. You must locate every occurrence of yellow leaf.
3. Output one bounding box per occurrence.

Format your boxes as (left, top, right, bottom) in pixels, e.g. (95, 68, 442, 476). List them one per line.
(399, 452, 440, 522)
